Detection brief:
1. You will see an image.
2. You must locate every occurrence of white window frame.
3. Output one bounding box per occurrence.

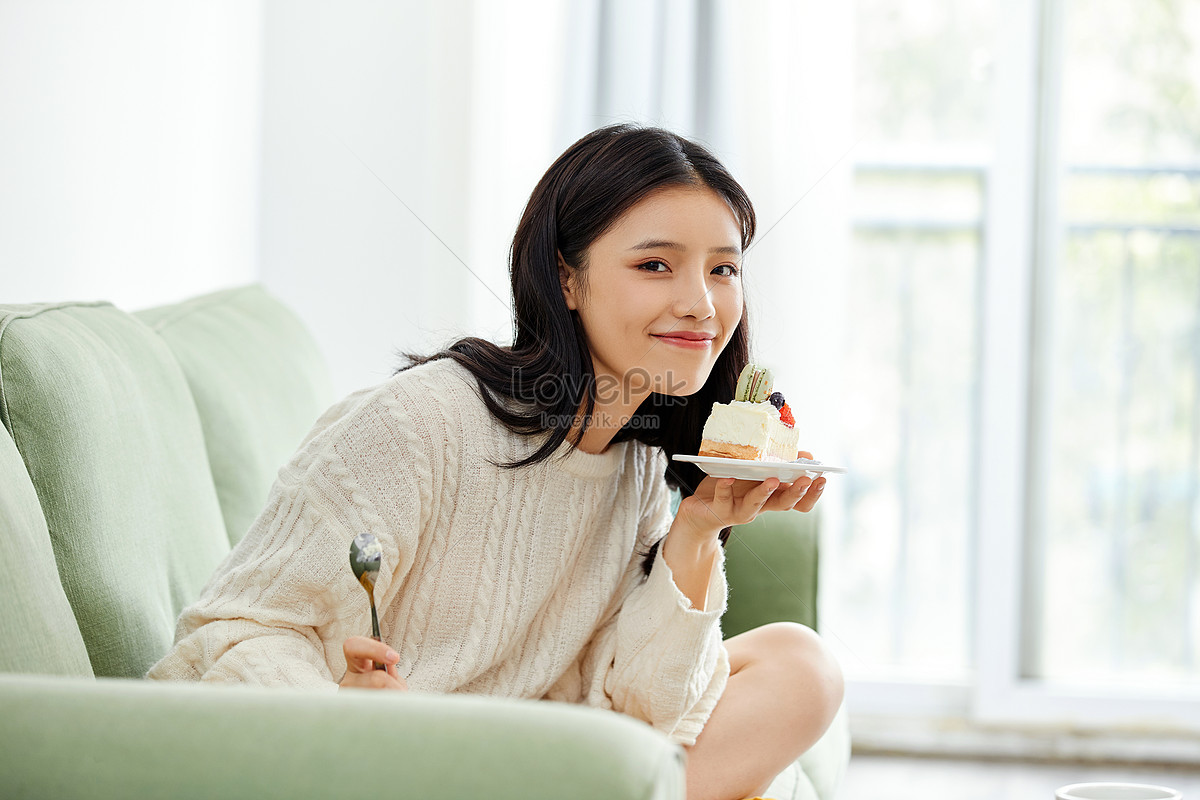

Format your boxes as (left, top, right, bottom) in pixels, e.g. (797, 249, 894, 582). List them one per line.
(975, 0, 1200, 734)
(845, 0, 1200, 754)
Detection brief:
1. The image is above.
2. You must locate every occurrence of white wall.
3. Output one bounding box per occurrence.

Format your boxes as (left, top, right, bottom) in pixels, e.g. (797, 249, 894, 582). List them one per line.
(0, 1, 263, 310)
(257, 0, 569, 397)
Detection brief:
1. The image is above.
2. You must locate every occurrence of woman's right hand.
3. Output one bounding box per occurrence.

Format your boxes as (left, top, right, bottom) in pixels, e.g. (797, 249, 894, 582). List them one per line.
(339, 635, 410, 691)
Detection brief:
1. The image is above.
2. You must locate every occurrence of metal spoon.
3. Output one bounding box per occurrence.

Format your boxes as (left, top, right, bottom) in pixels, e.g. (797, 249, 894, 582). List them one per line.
(349, 532, 387, 671)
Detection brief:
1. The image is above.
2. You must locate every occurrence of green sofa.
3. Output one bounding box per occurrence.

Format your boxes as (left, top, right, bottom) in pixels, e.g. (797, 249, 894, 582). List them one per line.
(0, 284, 848, 799)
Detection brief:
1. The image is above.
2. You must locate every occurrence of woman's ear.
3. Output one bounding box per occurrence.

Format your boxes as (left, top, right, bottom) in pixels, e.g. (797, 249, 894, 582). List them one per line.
(558, 252, 578, 311)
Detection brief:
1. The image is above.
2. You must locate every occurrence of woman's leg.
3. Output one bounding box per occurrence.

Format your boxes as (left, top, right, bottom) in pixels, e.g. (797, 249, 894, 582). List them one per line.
(682, 622, 844, 800)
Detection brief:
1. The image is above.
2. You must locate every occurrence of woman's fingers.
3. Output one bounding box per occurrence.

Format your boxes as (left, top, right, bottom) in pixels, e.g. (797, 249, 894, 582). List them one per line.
(343, 635, 398, 674)
(743, 472, 827, 515)
(384, 660, 409, 689)
(709, 477, 735, 527)
(751, 477, 780, 510)
(710, 477, 777, 526)
(677, 478, 738, 535)
(693, 470, 826, 528)
(794, 476, 827, 512)
(763, 477, 811, 511)
(719, 477, 778, 524)
(340, 636, 409, 691)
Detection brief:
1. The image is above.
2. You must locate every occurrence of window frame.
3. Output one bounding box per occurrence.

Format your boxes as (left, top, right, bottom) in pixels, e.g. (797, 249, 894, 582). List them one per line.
(843, 0, 1200, 744)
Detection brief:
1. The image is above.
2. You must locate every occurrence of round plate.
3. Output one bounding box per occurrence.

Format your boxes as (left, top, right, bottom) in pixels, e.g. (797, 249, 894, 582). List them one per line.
(672, 454, 847, 481)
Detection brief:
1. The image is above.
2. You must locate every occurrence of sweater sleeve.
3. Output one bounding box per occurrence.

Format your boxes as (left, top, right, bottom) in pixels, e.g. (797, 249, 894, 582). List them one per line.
(557, 457, 731, 746)
(146, 386, 434, 688)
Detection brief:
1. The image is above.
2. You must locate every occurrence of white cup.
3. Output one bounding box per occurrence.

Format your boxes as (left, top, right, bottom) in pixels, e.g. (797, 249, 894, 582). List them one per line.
(1056, 782, 1182, 800)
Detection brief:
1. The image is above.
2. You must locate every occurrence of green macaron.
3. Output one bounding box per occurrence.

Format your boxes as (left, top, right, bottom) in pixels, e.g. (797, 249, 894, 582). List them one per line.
(735, 363, 773, 403)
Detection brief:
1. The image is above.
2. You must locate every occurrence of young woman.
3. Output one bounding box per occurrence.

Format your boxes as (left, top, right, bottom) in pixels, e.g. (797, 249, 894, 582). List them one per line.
(149, 124, 844, 800)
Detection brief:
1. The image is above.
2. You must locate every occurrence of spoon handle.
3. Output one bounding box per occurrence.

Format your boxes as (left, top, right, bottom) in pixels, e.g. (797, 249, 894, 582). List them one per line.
(369, 603, 386, 671)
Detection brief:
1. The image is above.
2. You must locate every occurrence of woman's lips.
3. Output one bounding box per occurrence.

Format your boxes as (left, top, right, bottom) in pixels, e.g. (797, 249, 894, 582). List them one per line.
(651, 334, 714, 350)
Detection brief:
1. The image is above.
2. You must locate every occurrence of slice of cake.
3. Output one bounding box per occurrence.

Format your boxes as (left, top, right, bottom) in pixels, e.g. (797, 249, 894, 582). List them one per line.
(699, 364, 799, 462)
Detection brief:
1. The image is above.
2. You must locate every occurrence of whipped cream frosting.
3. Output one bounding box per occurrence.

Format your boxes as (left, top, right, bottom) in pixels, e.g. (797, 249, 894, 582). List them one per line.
(701, 400, 799, 461)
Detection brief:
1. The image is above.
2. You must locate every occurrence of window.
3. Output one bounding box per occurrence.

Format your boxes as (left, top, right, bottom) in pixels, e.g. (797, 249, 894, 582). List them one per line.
(830, 0, 996, 681)
(1035, 0, 1200, 688)
(826, 0, 1200, 739)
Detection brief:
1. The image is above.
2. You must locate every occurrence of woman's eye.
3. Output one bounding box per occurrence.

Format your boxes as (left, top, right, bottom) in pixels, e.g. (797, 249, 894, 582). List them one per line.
(714, 264, 740, 277)
(638, 260, 669, 273)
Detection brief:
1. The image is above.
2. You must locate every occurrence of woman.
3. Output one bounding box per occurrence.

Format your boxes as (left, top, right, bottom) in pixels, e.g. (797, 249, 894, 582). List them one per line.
(149, 124, 843, 800)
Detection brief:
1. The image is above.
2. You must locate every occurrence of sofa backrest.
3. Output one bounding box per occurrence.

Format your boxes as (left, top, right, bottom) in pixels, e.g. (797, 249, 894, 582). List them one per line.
(0, 425, 94, 678)
(0, 301, 231, 679)
(135, 285, 333, 546)
(669, 488, 820, 635)
(721, 509, 819, 636)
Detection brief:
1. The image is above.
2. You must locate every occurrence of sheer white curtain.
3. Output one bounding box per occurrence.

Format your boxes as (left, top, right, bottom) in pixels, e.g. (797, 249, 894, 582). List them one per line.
(556, 0, 737, 157)
(554, 0, 856, 483)
(467, 0, 746, 345)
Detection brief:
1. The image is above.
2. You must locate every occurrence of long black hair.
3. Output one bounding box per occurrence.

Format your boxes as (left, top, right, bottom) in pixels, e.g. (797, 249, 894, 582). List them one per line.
(396, 124, 756, 574)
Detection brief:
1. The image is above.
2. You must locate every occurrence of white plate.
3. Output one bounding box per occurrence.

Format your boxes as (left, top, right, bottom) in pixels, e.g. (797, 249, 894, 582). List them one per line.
(672, 454, 847, 481)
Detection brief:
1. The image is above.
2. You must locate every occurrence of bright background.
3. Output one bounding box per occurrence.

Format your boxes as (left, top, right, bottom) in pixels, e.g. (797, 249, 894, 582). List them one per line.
(2, 0, 1197, 764)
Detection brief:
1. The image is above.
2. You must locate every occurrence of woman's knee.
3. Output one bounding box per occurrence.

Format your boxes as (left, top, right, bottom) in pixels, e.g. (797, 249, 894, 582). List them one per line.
(752, 622, 845, 721)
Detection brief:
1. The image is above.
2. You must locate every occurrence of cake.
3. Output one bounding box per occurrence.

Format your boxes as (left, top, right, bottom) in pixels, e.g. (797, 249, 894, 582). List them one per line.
(699, 364, 800, 462)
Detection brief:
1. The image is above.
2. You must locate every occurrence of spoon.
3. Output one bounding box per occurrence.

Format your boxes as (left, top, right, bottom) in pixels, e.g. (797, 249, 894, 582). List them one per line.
(349, 532, 387, 671)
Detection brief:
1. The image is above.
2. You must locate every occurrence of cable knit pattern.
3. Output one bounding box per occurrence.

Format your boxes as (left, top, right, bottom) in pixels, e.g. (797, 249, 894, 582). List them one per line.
(146, 358, 730, 746)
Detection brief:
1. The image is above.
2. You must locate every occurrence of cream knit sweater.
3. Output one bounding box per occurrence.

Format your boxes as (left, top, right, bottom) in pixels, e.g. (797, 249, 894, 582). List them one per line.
(148, 357, 730, 746)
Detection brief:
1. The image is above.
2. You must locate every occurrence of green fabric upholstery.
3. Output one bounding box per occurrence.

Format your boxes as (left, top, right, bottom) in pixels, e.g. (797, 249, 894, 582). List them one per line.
(723, 509, 820, 637)
(0, 675, 686, 800)
(136, 285, 333, 546)
(0, 425, 93, 678)
(668, 489, 819, 636)
(0, 302, 230, 679)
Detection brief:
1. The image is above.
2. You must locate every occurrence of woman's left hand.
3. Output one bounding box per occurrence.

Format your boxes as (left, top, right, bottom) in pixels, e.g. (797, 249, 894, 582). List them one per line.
(675, 450, 827, 539)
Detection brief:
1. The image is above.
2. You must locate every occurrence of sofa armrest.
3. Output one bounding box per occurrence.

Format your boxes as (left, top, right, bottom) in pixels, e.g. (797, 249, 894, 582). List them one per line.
(0, 674, 685, 800)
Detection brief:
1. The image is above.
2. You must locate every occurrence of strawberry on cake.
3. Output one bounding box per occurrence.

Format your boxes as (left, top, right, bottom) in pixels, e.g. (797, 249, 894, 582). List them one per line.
(699, 363, 799, 462)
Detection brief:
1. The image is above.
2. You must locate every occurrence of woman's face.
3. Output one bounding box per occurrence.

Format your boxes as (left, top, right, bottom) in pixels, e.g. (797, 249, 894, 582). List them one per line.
(559, 185, 744, 402)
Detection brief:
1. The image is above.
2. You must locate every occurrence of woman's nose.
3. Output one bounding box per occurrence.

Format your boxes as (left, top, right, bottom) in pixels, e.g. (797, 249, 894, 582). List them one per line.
(673, 271, 716, 319)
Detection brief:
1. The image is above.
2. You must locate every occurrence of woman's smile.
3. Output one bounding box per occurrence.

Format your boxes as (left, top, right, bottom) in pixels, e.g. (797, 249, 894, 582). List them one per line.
(650, 331, 717, 350)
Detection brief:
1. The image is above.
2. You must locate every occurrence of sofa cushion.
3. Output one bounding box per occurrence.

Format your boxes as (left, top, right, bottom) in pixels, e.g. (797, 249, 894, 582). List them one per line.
(0, 301, 230, 679)
(136, 285, 332, 546)
(0, 425, 94, 678)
